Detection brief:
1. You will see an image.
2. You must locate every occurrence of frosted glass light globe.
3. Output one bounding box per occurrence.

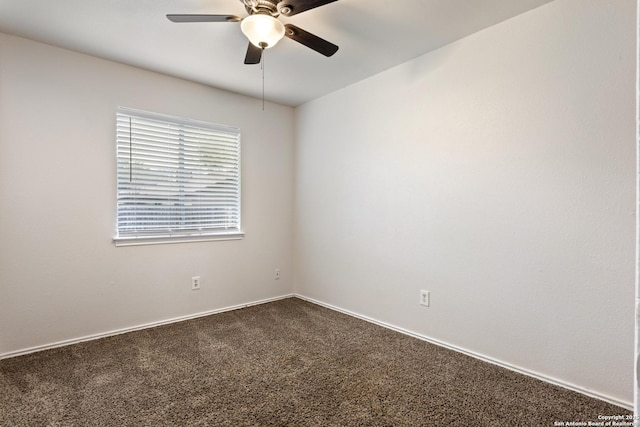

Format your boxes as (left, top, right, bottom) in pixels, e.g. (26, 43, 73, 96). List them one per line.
(241, 14, 285, 49)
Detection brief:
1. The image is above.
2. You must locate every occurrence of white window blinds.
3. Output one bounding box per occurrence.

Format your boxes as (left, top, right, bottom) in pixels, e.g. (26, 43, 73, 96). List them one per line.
(115, 107, 242, 244)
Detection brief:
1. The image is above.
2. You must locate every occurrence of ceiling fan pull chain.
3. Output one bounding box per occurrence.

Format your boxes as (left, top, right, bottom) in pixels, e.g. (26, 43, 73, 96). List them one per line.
(262, 47, 265, 110)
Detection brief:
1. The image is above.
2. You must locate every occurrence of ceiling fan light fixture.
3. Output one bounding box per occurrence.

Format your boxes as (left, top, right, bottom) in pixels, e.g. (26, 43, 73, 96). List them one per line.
(241, 14, 285, 49)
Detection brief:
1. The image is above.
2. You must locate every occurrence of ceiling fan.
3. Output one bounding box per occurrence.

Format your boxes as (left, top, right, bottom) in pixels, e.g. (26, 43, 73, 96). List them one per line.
(167, 0, 339, 65)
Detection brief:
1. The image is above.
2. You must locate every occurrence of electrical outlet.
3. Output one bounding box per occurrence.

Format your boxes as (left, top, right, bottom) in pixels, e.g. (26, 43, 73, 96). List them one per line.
(419, 290, 430, 307)
(192, 276, 201, 291)
(274, 268, 280, 280)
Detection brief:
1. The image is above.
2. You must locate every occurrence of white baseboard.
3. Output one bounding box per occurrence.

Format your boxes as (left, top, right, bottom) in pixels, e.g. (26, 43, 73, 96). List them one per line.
(294, 294, 633, 411)
(0, 293, 294, 360)
(1, 292, 632, 411)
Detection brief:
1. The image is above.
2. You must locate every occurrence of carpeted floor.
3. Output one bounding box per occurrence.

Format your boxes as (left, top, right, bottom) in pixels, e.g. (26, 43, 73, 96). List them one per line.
(0, 298, 631, 426)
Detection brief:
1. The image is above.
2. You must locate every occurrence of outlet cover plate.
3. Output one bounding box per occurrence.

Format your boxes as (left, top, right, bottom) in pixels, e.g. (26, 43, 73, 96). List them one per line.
(420, 290, 430, 307)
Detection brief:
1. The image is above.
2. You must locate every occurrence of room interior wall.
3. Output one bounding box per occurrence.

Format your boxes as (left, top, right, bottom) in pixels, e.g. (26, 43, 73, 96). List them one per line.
(294, 0, 636, 406)
(0, 33, 295, 356)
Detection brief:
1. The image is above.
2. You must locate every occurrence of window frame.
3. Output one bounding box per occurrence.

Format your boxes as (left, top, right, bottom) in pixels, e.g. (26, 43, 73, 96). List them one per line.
(113, 107, 244, 247)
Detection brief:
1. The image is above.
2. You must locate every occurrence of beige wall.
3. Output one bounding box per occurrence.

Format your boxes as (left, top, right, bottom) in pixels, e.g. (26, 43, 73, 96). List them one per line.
(0, 34, 295, 355)
(294, 0, 636, 406)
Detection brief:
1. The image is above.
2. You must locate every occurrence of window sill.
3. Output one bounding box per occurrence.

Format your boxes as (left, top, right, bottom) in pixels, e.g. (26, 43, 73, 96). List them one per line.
(113, 231, 245, 247)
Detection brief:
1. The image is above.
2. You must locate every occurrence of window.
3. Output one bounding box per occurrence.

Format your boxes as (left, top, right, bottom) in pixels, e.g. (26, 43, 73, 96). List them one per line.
(114, 107, 242, 246)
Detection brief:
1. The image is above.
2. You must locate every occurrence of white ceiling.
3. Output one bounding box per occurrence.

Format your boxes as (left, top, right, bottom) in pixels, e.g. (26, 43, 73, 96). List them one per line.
(0, 0, 553, 106)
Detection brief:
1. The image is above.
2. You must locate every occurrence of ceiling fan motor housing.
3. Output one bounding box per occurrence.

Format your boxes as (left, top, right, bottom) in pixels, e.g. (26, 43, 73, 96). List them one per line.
(243, 0, 283, 16)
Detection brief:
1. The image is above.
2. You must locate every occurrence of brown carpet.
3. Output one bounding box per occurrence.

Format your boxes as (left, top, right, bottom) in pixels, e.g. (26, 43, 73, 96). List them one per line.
(0, 298, 630, 426)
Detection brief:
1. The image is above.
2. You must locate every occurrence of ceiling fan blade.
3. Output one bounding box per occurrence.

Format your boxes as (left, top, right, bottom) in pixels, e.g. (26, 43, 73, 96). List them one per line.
(279, 0, 338, 17)
(284, 24, 338, 57)
(244, 42, 263, 65)
(167, 14, 241, 23)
